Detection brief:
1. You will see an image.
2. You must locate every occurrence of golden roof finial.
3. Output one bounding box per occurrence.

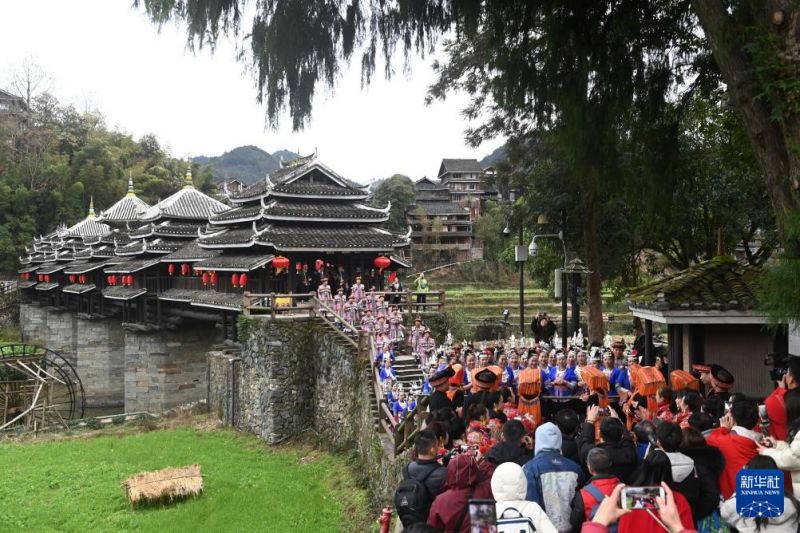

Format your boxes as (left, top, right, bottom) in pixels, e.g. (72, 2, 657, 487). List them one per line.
(184, 157, 194, 189)
(88, 196, 96, 218)
(127, 172, 136, 197)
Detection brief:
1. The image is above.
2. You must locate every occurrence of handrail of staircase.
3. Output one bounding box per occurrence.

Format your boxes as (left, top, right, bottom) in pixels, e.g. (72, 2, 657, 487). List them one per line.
(311, 298, 360, 351)
(394, 394, 430, 454)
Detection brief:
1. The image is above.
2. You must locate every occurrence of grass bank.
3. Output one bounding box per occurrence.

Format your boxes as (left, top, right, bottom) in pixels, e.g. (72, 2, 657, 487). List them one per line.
(0, 422, 373, 532)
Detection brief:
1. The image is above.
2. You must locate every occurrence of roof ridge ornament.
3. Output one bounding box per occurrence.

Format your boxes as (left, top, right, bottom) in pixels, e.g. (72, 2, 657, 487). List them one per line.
(88, 196, 96, 218)
(184, 160, 194, 189)
(127, 172, 136, 197)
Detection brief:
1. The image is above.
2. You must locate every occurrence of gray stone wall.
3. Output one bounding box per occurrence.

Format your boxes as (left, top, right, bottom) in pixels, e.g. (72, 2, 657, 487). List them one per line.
(0, 290, 19, 332)
(75, 318, 125, 407)
(208, 317, 404, 510)
(125, 326, 220, 414)
(20, 305, 77, 366)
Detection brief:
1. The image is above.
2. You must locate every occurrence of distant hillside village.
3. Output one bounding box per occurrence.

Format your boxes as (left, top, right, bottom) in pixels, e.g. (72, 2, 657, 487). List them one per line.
(407, 159, 499, 263)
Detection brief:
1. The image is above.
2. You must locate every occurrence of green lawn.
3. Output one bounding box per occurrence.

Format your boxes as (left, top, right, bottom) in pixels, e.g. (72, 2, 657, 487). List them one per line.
(0, 425, 371, 532)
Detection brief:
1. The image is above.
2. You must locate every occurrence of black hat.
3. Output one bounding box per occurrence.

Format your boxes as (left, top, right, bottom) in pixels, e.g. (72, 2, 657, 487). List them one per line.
(710, 364, 735, 389)
(474, 368, 497, 389)
(430, 366, 456, 388)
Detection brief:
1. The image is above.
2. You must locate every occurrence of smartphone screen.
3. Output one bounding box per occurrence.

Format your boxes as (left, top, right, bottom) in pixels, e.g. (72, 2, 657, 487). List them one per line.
(621, 486, 664, 510)
(468, 499, 497, 533)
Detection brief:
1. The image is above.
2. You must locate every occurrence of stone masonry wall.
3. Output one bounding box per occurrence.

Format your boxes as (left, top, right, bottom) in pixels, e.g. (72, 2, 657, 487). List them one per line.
(208, 317, 404, 510)
(20, 305, 77, 366)
(75, 318, 125, 407)
(125, 325, 221, 414)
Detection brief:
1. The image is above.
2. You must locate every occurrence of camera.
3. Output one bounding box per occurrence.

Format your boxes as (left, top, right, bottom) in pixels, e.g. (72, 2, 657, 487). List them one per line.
(598, 407, 610, 416)
(765, 352, 790, 382)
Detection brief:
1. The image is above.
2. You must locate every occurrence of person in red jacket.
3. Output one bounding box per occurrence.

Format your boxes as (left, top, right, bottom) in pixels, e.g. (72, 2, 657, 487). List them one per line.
(618, 450, 694, 533)
(581, 482, 697, 533)
(705, 398, 761, 499)
(764, 357, 800, 441)
(570, 448, 622, 531)
(427, 452, 492, 532)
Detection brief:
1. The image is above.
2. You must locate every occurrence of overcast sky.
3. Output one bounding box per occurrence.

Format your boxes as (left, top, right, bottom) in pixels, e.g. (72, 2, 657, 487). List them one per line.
(1, 1, 504, 184)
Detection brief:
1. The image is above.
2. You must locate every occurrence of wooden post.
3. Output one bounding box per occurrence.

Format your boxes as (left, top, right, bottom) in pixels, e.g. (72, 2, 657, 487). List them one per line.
(270, 293, 276, 319)
(243, 291, 251, 316)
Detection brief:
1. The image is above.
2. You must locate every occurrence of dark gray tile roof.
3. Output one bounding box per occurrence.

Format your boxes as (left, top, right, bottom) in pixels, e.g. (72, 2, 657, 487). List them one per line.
(63, 260, 112, 275)
(38, 263, 67, 275)
(160, 242, 221, 262)
(17, 280, 36, 289)
(17, 265, 39, 274)
(209, 205, 264, 224)
(104, 258, 160, 274)
(263, 201, 388, 221)
(194, 254, 275, 271)
(272, 182, 367, 198)
(140, 187, 229, 222)
(101, 231, 131, 245)
(413, 202, 470, 216)
(626, 257, 763, 312)
(157, 288, 195, 302)
(189, 290, 243, 311)
(115, 240, 145, 256)
(98, 194, 150, 223)
(102, 286, 147, 300)
(199, 227, 262, 247)
(35, 282, 59, 291)
(62, 283, 96, 294)
(440, 158, 484, 174)
(415, 178, 446, 190)
(256, 226, 407, 252)
(153, 223, 204, 238)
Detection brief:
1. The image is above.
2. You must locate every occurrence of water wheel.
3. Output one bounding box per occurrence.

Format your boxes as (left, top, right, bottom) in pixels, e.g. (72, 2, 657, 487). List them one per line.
(0, 343, 85, 431)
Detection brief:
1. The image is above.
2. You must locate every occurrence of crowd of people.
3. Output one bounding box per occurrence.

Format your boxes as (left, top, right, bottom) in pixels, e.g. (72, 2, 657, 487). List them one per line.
(392, 331, 800, 533)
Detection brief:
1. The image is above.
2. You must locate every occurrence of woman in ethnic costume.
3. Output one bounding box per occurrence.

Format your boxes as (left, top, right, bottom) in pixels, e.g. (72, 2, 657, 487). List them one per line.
(317, 278, 332, 305)
(409, 317, 425, 354)
(388, 307, 405, 345)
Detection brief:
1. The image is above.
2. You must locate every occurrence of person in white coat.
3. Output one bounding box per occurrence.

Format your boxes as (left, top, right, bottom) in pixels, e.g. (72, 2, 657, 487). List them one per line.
(721, 455, 799, 533)
(491, 462, 558, 533)
(758, 388, 800, 494)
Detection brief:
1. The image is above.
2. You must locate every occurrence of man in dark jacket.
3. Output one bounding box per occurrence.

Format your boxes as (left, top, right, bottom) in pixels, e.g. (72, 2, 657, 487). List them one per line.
(477, 420, 533, 495)
(400, 430, 447, 527)
(655, 421, 720, 522)
(569, 448, 622, 532)
(577, 405, 638, 483)
(555, 408, 581, 465)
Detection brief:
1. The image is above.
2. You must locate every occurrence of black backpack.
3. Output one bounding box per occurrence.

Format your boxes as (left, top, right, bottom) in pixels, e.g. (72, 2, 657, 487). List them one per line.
(394, 463, 438, 526)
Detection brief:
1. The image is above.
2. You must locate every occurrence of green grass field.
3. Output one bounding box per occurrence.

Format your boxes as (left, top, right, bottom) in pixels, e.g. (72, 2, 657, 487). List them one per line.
(0, 425, 372, 532)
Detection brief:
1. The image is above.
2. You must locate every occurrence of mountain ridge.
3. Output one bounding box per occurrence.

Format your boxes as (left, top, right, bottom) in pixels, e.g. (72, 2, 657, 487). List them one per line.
(196, 145, 299, 185)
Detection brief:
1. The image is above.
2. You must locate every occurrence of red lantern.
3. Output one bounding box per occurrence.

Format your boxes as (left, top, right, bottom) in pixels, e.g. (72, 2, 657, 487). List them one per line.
(44, 274, 50, 283)
(68, 274, 76, 283)
(202, 272, 209, 286)
(374, 256, 391, 272)
(181, 263, 189, 276)
(239, 273, 248, 288)
(273, 256, 290, 270)
(110, 275, 116, 286)
(210, 271, 218, 285)
(126, 275, 133, 286)
(168, 263, 175, 276)
(78, 274, 85, 284)
(231, 273, 240, 287)
(315, 259, 324, 272)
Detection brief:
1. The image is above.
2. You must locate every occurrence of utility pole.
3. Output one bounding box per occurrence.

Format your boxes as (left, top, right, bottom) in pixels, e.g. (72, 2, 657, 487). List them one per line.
(518, 225, 525, 335)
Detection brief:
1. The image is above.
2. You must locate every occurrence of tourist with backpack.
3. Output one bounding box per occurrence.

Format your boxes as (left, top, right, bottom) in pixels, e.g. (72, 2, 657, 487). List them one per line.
(491, 462, 558, 533)
(394, 430, 447, 528)
(569, 448, 622, 532)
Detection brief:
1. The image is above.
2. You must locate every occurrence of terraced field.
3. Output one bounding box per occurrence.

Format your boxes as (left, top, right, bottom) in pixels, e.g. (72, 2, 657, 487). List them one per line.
(436, 281, 642, 337)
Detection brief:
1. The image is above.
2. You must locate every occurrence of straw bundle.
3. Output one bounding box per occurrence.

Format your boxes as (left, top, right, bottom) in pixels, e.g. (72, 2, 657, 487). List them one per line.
(123, 464, 203, 508)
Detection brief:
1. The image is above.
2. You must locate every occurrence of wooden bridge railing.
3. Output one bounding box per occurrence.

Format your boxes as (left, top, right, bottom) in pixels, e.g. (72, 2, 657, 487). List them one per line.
(242, 292, 316, 318)
(242, 289, 445, 315)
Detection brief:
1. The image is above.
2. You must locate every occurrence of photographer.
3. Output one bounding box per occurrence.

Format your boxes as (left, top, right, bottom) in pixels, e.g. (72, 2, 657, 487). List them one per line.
(578, 405, 639, 484)
(764, 355, 800, 440)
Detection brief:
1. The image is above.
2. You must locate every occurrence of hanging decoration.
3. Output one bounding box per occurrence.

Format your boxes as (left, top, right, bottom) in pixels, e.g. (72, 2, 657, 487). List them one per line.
(374, 256, 391, 272)
(168, 263, 175, 276)
(232, 273, 240, 287)
(69, 274, 76, 284)
(273, 256, 289, 274)
(79, 274, 87, 284)
(202, 272, 209, 286)
(44, 274, 50, 283)
(239, 273, 248, 288)
(181, 263, 190, 276)
(210, 271, 218, 286)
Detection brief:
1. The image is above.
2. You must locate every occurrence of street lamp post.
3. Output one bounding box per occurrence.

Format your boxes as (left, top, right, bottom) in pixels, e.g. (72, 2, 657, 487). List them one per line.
(529, 230, 568, 348)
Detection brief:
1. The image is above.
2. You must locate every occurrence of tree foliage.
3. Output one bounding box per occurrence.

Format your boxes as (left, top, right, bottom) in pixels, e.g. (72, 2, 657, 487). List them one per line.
(370, 173, 415, 232)
(0, 92, 216, 273)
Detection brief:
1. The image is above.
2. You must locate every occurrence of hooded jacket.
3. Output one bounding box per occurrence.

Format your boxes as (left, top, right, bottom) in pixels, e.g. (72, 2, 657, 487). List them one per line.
(706, 426, 760, 498)
(761, 429, 800, 495)
(427, 454, 492, 533)
(569, 475, 622, 532)
(522, 450, 583, 532)
(721, 496, 798, 533)
(491, 462, 558, 533)
(663, 451, 719, 520)
(476, 440, 532, 496)
(576, 422, 639, 483)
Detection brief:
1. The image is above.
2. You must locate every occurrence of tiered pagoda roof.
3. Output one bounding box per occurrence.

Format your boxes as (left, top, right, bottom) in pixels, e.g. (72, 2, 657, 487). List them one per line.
(197, 154, 410, 258)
